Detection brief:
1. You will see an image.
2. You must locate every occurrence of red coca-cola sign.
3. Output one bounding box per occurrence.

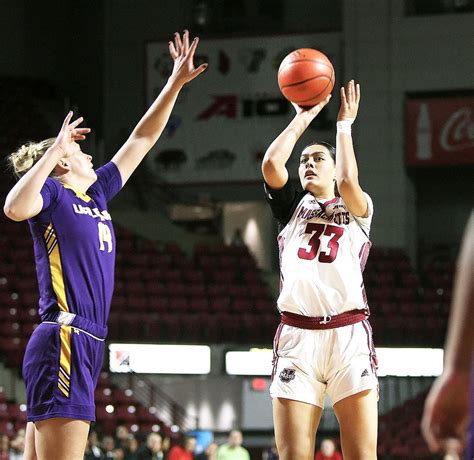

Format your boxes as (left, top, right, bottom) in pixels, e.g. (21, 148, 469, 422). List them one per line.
(406, 96, 474, 166)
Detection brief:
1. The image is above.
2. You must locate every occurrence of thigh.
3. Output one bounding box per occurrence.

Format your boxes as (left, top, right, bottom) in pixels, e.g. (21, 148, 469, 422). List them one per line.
(23, 422, 37, 460)
(270, 325, 326, 408)
(35, 418, 90, 460)
(333, 389, 378, 460)
(326, 321, 378, 406)
(273, 397, 323, 460)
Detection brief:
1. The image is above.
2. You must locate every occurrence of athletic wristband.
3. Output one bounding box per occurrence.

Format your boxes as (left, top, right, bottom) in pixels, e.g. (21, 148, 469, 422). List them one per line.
(336, 119, 354, 135)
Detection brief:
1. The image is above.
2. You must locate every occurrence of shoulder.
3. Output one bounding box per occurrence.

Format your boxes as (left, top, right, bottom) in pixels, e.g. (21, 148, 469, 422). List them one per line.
(264, 179, 307, 226)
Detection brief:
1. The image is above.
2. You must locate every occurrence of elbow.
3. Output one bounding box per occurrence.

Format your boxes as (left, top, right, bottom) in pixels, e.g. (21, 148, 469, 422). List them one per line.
(261, 158, 275, 179)
(261, 156, 280, 175)
(3, 203, 26, 222)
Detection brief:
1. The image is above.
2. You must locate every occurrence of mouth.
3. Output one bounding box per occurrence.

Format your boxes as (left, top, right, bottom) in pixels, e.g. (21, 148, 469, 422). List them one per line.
(305, 170, 317, 178)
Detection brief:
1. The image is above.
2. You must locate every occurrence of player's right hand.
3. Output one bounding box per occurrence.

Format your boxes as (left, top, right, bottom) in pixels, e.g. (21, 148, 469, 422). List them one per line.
(52, 111, 91, 158)
(168, 30, 208, 87)
(292, 94, 331, 120)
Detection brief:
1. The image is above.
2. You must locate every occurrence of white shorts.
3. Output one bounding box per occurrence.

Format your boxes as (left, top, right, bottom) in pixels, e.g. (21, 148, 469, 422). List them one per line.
(269, 320, 378, 408)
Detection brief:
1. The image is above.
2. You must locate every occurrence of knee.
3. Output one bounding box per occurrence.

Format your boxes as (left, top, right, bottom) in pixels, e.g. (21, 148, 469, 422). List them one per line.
(278, 446, 314, 460)
(342, 445, 377, 460)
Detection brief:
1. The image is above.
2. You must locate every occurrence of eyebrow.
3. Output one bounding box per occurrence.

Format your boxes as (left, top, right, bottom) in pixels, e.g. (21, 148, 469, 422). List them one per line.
(300, 151, 327, 159)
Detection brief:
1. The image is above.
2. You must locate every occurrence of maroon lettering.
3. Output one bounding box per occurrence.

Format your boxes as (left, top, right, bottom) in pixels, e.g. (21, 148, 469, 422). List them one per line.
(298, 223, 344, 263)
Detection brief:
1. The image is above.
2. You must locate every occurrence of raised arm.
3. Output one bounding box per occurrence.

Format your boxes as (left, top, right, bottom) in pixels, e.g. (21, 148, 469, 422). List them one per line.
(3, 112, 90, 221)
(261, 96, 331, 189)
(111, 30, 208, 186)
(335, 80, 368, 217)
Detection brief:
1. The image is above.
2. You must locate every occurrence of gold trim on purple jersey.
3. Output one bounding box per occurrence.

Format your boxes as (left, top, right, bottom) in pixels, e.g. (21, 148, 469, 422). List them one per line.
(44, 223, 69, 313)
(58, 325, 72, 398)
(62, 183, 92, 203)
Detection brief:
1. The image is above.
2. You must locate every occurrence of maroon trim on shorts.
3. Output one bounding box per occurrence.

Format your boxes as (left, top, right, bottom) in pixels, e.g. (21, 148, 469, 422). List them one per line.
(362, 320, 378, 376)
(281, 309, 369, 330)
(271, 323, 284, 382)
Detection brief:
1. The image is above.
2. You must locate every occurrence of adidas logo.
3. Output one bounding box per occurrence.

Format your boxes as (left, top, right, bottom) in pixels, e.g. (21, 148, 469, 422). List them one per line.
(361, 369, 369, 377)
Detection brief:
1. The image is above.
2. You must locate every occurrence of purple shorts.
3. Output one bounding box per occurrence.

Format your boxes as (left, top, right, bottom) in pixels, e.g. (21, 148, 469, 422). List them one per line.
(22, 322, 105, 422)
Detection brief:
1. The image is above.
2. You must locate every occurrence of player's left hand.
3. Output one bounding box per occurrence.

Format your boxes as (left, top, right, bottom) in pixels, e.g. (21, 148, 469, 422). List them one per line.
(337, 80, 360, 121)
(168, 30, 208, 87)
(421, 369, 470, 455)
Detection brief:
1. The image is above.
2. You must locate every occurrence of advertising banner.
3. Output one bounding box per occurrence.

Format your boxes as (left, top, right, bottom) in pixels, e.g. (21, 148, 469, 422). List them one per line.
(406, 95, 474, 166)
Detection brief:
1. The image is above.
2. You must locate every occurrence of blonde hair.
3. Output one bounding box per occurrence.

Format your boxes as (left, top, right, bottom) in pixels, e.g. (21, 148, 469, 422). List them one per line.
(8, 138, 56, 178)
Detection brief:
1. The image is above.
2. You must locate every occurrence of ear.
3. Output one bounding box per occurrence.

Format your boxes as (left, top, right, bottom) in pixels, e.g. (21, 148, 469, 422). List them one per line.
(53, 159, 71, 176)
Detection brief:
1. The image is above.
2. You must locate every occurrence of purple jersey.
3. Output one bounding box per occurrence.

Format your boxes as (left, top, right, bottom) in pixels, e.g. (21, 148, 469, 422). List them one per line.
(27, 162, 122, 328)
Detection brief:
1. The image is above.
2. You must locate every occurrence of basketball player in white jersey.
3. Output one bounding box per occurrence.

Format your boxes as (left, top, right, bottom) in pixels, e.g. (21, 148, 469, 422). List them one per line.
(262, 80, 378, 460)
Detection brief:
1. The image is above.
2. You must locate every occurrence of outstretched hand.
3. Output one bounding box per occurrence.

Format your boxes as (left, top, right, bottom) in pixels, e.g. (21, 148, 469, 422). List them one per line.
(53, 111, 91, 157)
(168, 30, 208, 87)
(338, 80, 360, 121)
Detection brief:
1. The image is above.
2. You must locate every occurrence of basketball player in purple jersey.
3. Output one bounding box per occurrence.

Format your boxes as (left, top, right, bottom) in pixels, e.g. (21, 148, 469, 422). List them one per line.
(4, 31, 206, 460)
(262, 80, 378, 460)
(422, 212, 473, 459)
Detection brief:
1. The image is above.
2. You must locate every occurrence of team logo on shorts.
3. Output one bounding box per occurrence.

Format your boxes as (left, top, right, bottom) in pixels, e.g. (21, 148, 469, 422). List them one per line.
(279, 368, 296, 383)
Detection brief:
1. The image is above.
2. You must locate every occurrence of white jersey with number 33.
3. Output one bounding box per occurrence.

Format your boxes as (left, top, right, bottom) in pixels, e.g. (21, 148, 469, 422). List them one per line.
(276, 191, 373, 317)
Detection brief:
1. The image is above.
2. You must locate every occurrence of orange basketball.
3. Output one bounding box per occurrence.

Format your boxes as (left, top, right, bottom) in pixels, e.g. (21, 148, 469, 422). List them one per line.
(278, 48, 335, 107)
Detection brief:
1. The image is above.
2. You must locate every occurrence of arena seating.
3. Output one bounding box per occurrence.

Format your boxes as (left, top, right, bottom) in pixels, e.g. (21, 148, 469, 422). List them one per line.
(377, 390, 438, 459)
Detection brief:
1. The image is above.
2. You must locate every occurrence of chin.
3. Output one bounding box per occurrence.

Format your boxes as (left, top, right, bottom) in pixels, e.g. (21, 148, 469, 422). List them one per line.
(303, 179, 319, 191)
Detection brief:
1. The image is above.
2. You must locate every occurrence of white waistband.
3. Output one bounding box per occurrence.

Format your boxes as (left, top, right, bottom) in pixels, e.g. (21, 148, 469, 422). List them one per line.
(41, 321, 105, 342)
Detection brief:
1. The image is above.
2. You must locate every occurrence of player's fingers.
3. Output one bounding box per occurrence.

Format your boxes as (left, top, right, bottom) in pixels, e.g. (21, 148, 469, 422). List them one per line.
(74, 128, 91, 134)
(62, 111, 73, 129)
(186, 36, 199, 61)
(322, 93, 332, 105)
(421, 407, 441, 452)
(190, 62, 208, 79)
(423, 424, 441, 452)
(183, 29, 190, 53)
(311, 94, 331, 114)
(69, 116, 84, 130)
(174, 32, 183, 55)
(340, 86, 347, 104)
(169, 41, 178, 59)
(356, 83, 361, 104)
(347, 80, 354, 102)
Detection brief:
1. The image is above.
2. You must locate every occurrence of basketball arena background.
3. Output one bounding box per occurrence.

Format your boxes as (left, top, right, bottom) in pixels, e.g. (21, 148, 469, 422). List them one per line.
(0, 1, 473, 458)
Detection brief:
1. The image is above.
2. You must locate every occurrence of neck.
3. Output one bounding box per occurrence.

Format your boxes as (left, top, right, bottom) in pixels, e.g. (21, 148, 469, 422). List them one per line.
(57, 173, 95, 194)
(308, 187, 335, 200)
